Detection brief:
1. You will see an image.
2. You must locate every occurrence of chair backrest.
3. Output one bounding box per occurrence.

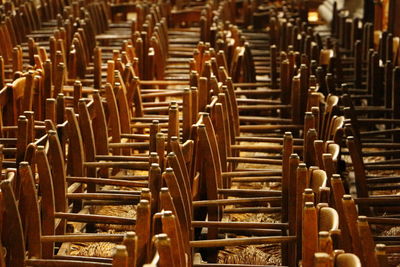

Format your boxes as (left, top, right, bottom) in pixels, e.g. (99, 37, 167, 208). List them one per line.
(326, 115, 344, 144)
(104, 83, 123, 152)
(0, 23, 13, 63)
(0, 169, 26, 266)
(133, 198, 151, 266)
(229, 46, 245, 83)
(35, 145, 59, 257)
(159, 177, 190, 255)
(11, 73, 36, 122)
(310, 169, 327, 194)
(318, 206, 339, 232)
(159, 212, 186, 266)
(321, 94, 339, 140)
(47, 130, 68, 215)
(335, 253, 362, 267)
(90, 91, 111, 156)
(193, 123, 220, 218)
(322, 141, 340, 181)
(65, 107, 85, 177)
(341, 195, 364, 262)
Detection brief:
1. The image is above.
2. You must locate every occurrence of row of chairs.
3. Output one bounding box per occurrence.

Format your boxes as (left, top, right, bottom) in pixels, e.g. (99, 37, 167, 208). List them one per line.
(0, 0, 398, 266)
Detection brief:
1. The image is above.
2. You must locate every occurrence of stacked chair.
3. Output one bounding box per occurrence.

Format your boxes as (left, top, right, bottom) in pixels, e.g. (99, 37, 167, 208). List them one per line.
(0, 0, 399, 266)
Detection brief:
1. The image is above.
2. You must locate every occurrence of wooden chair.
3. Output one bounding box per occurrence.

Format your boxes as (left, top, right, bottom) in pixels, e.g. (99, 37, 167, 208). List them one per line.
(0, 163, 137, 266)
(65, 103, 151, 181)
(34, 136, 142, 231)
(152, 199, 295, 265)
(172, 121, 335, 265)
(301, 201, 341, 266)
(161, 130, 296, 264)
